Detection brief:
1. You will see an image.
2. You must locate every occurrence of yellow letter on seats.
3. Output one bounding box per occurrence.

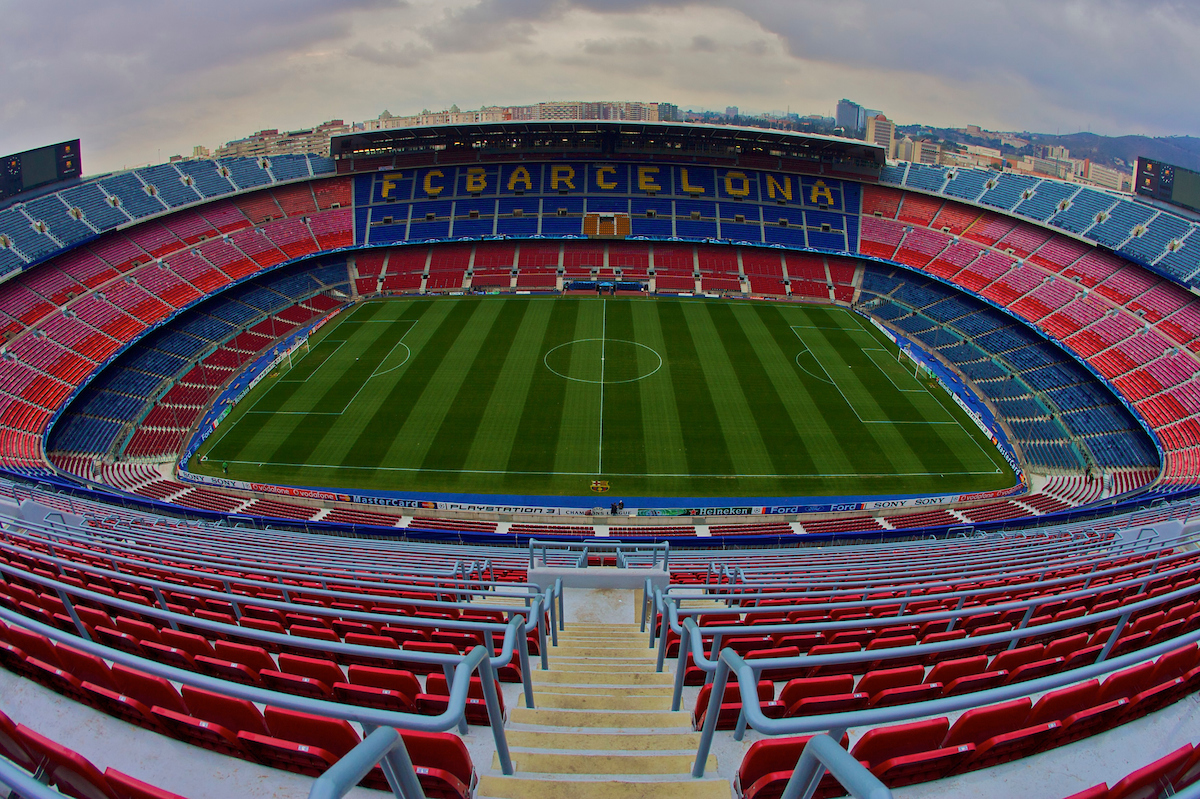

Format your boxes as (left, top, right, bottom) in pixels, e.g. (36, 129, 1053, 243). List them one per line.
(638, 167, 662, 193)
(810, 180, 835, 206)
(765, 175, 792, 202)
(551, 165, 576, 190)
(381, 173, 403, 199)
(595, 166, 618, 190)
(423, 170, 445, 197)
(507, 167, 533, 192)
(724, 171, 751, 197)
(465, 167, 488, 193)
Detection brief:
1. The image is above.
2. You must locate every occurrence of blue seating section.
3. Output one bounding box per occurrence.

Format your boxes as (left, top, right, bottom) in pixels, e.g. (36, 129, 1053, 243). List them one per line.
(1089, 200, 1156, 251)
(904, 164, 948, 193)
(89, 367, 164, 398)
(979, 173, 1039, 211)
(859, 264, 1155, 470)
(1119, 212, 1191, 266)
(1012, 181, 1076, 222)
(58, 183, 130, 231)
(268, 155, 312, 182)
(21, 195, 95, 246)
(219, 157, 271, 189)
(0, 208, 60, 260)
(1155, 241, 1200, 284)
(99, 173, 168, 219)
(49, 416, 125, 455)
(139, 164, 203, 208)
(879, 163, 908, 186)
(942, 169, 992, 201)
(176, 160, 237, 198)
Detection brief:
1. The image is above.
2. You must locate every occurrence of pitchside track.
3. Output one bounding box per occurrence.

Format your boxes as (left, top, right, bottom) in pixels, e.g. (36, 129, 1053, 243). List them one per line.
(191, 296, 1014, 498)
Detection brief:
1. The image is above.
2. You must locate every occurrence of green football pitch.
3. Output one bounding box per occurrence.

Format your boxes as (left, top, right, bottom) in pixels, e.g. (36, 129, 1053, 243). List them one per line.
(190, 296, 1015, 498)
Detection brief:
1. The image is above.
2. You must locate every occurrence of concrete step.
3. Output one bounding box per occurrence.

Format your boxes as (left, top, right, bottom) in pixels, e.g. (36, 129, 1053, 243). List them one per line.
(552, 643, 657, 652)
(498, 750, 715, 775)
(526, 683, 674, 697)
(519, 692, 673, 710)
(504, 731, 701, 751)
(549, 658, 663, 671)
(509, 707, 691, 728)
(531, 670, 673, 686)
(477, 775, 731, 799)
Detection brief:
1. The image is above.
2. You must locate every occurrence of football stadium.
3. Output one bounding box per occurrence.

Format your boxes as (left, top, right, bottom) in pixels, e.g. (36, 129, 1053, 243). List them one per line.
(1, 118, 1200, 799)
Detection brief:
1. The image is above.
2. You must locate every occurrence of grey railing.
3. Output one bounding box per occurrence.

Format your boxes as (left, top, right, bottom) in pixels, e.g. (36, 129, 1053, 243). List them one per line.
(781, 734, 893, 799)
(689, 616, 1200, 777)
(528, 538, 669, 570)
(0, 557, 546, 718)
(0, 755, 63, 799)
(650, 533, 1197, 669)
(0, 604, 516, 790)
(660, 556, 1200, 704)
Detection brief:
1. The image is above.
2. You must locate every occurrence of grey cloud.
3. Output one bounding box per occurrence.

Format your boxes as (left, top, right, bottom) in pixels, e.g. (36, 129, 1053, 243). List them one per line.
(581, 37, 667, 57)
(348, 40, 433, 68)
(412, 0, 1200, 133)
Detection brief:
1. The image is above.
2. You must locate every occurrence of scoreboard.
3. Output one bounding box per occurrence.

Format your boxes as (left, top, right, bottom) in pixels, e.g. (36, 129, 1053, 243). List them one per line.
(0, 140, 81, 204)
(1136, 157, 1200, 216)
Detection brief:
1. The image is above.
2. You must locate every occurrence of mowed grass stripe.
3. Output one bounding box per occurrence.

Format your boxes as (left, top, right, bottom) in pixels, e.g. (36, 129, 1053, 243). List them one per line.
(382, 299, 508, 470)
(706, 303, 816, 476)
(506, 300, 580, 474)
(630, 301, 689, 478)
(758, 305, 880, 475)
(654, 302, 735, 476)
(207, 304, 394, 462)
(343, 299, 478, 470)
(599, 298, 647, 477)
(263, 303, 429, 468)
(736, 303, 852, 474)
(800, 315, 933, 475)
(554, 300, 604, 475)
(462, 300, 554, 474)
(419, 299, 529, 472)
(683, 303, 774, 476)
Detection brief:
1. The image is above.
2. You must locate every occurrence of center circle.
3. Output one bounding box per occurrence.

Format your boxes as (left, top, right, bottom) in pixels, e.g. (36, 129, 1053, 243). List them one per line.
(544, 338, 663, 384)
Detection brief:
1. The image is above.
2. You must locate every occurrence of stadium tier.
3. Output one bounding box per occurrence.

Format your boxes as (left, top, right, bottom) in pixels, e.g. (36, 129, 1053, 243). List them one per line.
(3, 121, 1200, 798)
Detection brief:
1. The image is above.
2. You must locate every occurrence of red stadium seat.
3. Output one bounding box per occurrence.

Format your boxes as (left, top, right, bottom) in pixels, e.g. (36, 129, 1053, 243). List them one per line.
(17, 724, 122, 799)
(850, 717, 949, 769)
(104, 768, 190, 799)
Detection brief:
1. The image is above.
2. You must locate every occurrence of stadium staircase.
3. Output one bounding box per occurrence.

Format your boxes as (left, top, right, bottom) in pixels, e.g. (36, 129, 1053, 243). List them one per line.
(479, 596, 729, 798)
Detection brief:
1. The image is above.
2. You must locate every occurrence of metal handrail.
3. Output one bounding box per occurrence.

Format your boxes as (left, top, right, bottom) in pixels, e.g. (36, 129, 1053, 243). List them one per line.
(783, 734, 893, 799)
(0, 604, 516, 776)
(672, 528, 1169, 598)
(9, 518, 529, 598)
(0, 756, 62, 799)
(665, 569, 1200, 709)
(528, 538, 669, 570)
(20, 503, 530, 575)
(0, 528, 543, 615)
(691, 620, 1200, 777)
(0, 558, 543, 712)
(650, 535, 1197, 660)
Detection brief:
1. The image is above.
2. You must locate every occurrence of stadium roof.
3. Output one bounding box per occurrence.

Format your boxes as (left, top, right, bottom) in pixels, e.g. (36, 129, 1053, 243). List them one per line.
(331, 120, 886, 172)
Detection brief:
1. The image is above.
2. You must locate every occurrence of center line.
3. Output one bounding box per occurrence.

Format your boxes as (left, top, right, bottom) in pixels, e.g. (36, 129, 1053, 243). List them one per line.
(598, 298, 606, 474)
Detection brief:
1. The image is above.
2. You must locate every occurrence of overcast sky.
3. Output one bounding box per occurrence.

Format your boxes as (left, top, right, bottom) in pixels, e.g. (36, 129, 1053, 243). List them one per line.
(2, 0, 1197, 175)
